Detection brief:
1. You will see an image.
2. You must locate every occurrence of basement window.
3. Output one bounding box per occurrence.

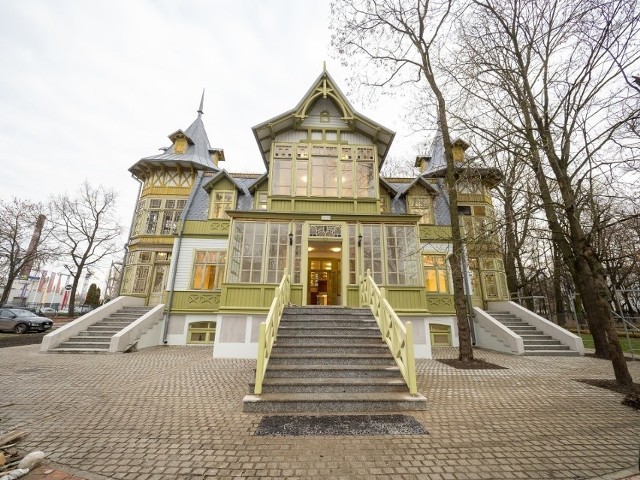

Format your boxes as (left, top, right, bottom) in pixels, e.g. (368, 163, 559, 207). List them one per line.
(187, 321, 216, 344)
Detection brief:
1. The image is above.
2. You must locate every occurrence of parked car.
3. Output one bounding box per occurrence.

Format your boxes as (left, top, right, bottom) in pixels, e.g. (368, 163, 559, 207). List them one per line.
(37, 307, 57, 316)
(0, 308, 54, 334)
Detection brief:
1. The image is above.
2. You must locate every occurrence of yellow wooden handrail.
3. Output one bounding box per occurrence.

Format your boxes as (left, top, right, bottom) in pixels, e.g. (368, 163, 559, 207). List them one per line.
(254, 269, 291, 395)
(359, 270, 418, 395)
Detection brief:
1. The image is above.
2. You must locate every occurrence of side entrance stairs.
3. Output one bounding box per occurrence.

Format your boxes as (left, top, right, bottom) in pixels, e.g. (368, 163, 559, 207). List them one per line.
(49, 306, 153, 353)
(243, 307, 427, 413)
(488, 310, 580, 356)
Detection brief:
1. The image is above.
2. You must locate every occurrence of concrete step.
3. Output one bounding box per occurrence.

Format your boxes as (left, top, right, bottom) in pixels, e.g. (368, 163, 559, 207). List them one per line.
(508, 327, 541, 333)
(272, 344, 389, 355)
(278, 326, 380, 336)
(520, 334, 554, 341)
(242, 392, 427, 413)
(87, 324, 125, 330)
(67, 333, 113, 343)
(524, 344, 572, 351)
(83, 330, 120, 336)
(280, 320, 378, 328)
(99, 319, 137, 325)
(58, 341, 110, 349)
(269, 353, 396, 366)
(266, 365, 402, 378)
(49, 348, 111, 354)
(276, 334, 383, 346)
(284, 307, 371, 316)
(523, 339, 563, 346)
(524, 350, 580, 356)
(251, 377, 408, 394)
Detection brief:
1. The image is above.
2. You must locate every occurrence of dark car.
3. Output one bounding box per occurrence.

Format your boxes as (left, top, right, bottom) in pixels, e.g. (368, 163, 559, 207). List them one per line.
(0, 308, 54, 334)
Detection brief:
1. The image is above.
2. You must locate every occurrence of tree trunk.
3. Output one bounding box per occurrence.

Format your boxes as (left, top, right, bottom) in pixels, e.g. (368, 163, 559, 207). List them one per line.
(0, 276, 14, 305)
(503, 182, 519, 296)
(553, 245, 566, 326)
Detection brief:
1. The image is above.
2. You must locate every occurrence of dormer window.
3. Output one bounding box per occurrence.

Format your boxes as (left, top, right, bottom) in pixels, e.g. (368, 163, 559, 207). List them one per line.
(174, 137, 187, 154)
(320, 111, 330, 123)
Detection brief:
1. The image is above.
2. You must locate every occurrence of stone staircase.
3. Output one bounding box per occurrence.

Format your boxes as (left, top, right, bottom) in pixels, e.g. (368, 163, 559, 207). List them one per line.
(243, 307, 427, 413)
(50, 306, 153, 353)
(488, 311, 580, 356)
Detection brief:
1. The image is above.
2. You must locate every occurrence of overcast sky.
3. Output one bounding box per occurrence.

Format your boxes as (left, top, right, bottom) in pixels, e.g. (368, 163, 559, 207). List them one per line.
(0, 1, 423, 287)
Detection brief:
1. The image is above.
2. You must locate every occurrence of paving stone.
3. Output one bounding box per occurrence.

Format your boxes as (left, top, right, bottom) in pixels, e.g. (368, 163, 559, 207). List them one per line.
(0, 345, 638, 479)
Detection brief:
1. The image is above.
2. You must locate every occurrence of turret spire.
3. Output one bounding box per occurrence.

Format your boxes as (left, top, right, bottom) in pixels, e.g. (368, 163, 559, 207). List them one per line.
(197, 89, 205, 117)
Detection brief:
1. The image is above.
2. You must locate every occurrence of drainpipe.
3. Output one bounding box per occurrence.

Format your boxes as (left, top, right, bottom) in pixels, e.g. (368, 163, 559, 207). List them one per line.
(118, 177, 143, 297)
(162, 170, 204, 344)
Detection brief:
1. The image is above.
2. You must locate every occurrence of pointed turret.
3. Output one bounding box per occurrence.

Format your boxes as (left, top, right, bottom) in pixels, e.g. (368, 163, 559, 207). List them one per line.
(129, 93, 224, 179)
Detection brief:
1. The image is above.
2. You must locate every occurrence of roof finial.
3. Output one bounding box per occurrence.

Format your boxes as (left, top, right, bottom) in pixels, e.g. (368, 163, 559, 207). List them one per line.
(197, 89, 205, 117)
(323, 60, 327, 72)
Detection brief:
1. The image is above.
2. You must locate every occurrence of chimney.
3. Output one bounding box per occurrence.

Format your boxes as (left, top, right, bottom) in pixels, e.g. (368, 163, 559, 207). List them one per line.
(210, 148, 226, 167)
(452, 138, 470, 164)
(19, 214, 46, 278)
(414, 155, 431, 173)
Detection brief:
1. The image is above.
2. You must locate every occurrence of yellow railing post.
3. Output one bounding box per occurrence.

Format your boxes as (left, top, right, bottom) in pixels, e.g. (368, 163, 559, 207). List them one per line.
(253, 268, 290, 395)
(254, 322, 267, 395)
(360, 274, 419, 396)
(405, 322, 417, 394)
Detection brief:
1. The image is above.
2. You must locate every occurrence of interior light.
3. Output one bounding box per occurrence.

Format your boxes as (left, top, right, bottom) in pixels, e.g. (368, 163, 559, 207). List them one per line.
(330, 247, 341, 252)
(308, 247, 314, 251)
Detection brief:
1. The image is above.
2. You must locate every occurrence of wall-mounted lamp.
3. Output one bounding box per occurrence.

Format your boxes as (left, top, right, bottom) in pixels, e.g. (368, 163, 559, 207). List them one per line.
(289, 233, 293, 245)
(357, 234, 363, 247)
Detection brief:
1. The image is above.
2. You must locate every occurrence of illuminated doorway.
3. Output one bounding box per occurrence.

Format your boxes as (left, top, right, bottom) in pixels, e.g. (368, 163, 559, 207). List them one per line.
(307, 240, 342, 306)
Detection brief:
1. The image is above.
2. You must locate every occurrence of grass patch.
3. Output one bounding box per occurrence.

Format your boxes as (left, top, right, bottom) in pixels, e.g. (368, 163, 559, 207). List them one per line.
(578, 333, 640, 353)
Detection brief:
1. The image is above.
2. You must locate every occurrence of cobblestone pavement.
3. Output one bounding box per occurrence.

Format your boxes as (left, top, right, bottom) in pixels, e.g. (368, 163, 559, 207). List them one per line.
(1, 345, 638, 480)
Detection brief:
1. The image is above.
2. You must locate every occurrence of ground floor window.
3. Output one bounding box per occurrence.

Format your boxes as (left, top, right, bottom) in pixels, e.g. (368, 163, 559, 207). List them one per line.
(192, 251, 226, 290)
(187, 321, 216, 344)
(430, 324, 452, 346)
(423, 254, 449, 293)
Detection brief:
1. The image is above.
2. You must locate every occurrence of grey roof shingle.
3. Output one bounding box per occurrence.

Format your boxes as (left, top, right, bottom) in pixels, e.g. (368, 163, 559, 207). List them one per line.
(129, 106, 222, 176)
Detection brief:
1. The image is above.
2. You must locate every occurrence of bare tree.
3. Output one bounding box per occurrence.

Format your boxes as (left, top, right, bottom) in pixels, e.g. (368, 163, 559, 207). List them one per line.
(455, 0, 639, 385)
(0, 198, 56, 305)
(51, 182, 123, 316)
(332, 0, 476, 361)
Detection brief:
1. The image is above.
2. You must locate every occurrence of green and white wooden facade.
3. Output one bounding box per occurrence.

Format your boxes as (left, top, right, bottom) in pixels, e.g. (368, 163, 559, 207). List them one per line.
(121, 70, 508, 358)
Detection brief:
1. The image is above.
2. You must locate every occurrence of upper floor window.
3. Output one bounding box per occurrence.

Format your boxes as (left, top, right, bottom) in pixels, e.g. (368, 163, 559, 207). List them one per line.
(457, 179, 487, 195)
(409, 196, 434, 224)
(380, 195, 389, 213)
(255, 192, 268, 210)
(136, 198, 186, 236)
(320, 111, 330, 123)
(192, 250, 226, 290)
(458, 204, 495, 240)
(210, 191, 235, 219)
(271, 143, 376, 199)
(174, 137, 188, 154)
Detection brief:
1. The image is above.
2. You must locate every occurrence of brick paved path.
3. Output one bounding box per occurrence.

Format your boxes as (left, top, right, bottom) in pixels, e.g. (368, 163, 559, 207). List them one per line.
(1, 345, 638, 479)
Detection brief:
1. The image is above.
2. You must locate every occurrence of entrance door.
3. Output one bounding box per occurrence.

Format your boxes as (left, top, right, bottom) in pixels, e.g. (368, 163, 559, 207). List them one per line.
(307, 240, 342, 306)
(148, 264, 168, 305)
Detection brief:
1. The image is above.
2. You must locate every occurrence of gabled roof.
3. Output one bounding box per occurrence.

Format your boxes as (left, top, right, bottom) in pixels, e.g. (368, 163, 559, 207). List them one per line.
(399, 176, 439, 197)
(248, 172, 269, 193)
(202, 170, 243, 192)
(252, 69, 395, 171)
(379, 177, 398, 196)
(129, 93, 223, 179)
